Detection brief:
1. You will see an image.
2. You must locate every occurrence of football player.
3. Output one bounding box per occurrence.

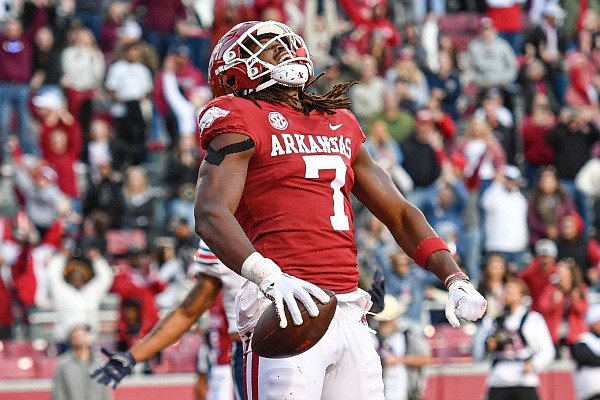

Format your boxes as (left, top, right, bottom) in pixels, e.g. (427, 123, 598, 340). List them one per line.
(92, 20, 486, 399)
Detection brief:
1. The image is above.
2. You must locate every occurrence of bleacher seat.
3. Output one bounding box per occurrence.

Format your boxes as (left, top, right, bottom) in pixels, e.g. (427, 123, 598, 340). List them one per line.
(0, 340, 47, 358)
(428, 324, 474, 364)
(0, 356, 37, 379)
(34, 355, 60, 378)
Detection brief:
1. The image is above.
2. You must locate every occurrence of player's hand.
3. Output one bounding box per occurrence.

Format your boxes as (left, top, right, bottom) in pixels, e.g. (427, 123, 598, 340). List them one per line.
(445, 280, 487, 328)
(90, 348, 136, 388)
(368, 270, 385, 313)
(259, 271, 330, 329)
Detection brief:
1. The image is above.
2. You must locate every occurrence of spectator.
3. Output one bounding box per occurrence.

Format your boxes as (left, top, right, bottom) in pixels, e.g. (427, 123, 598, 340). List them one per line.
(355, 214, 397, 281)
(13, 158, 70, 239)
(31, 26, 64, 94)
(0, 213, 38, 339)
(47, 247, 114, 351)
(519, 59, 559, 116)
(557, 212, 600, 289)
(105, 41, 154, 170)
(0, 18, 40, 155)
(467, 17, 518, 96)
(477, 253, 510, 321)
(374, 295, 433, 400)
(36, 91, 82, 200)
(386, 48, 430, 110)
(121, 166, 156, 233)
(475, 88, 518, 165)
(51, 324, 111, 400)
(519, 239, 559, 312)
(572, 303, 600, 400)
(154, 237, 188, 311)
(383, 247, 438, 327)
(425, 51, 461, 121)
(86, 118, 113, 178)
(364, 120, 412, 194)
(479, 279, 555, 400)
(83, 163, 125, 230)
(165, 136, 199, 228)
(153, 45, 206, 146)
(129, 0, 187, 60)
(303, 0, 338, 72)
(401, 109, 446, 209)
(349, 54, 386, 125)
(61, 27, 105, 138)
(454, 116, 506, 195)
(99, 1, 128, 55)
(564, 31, 599, 108)
(112, 20, 160, 75)
(527, 166, 577, 246)
(485, 0, 526, 54)
(421, 178, 468, 247)
(537, 257, 589, 357)
(546, 105, 600, 229)
(481, 165, 529, 271)
(368, 90, 415, 143)
(520, 93, 557, 187)
(74, 0, 104, 40)
(111, 246, 166, 352)
(524, 2, 568, 100)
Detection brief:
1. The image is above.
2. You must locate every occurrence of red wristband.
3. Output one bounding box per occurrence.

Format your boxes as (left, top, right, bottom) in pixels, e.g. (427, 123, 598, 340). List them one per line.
(413, 237, 450, 269)
(444, 271, 468, 287)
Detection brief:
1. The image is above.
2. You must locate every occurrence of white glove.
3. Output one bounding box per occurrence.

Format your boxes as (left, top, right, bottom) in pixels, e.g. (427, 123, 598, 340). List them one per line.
(259, 271, 330, 328)
(241, 252, 330, 328)
(445, 280, 487, 328)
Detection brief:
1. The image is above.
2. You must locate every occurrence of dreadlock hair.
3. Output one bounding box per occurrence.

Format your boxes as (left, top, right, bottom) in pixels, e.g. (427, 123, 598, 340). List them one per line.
(244, 72, 358, 115)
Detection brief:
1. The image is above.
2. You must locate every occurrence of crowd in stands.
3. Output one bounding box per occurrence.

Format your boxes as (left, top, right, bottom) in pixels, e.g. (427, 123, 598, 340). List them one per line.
(2, 0, 600, 398)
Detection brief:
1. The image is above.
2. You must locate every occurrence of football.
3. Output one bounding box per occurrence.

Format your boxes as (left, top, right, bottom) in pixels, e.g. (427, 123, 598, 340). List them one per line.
(251, 290, 338, 359)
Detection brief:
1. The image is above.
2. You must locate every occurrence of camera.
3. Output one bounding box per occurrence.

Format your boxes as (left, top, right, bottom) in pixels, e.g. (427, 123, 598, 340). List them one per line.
(487, 306, 514, 352)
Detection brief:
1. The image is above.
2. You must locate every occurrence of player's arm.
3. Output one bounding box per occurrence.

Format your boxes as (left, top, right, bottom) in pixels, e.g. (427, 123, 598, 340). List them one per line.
(351, 145, 486, 326)
(194, 133, 329, 328)
(90, 274, 222, 387)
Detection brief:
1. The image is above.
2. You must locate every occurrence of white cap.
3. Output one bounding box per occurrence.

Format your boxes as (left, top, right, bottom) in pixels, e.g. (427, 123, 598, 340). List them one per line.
(118, 20, 142, 40)
(535, 239, 558, 257)
(503, 165, 522, 181)
(32, 91, 65, 111)
(542, 2, 566, 19)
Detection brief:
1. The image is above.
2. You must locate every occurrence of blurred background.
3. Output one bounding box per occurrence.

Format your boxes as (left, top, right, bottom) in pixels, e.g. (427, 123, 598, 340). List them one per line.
(1, 0, 600, 399)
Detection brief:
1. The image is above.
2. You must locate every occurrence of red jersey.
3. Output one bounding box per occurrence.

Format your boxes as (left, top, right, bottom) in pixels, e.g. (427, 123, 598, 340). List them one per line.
(208, 293, 232, 366)
(198, 96, 366, 293)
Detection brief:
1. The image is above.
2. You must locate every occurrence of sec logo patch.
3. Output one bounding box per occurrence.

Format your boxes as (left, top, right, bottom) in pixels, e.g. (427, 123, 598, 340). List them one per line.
(268, 112, 288, 130)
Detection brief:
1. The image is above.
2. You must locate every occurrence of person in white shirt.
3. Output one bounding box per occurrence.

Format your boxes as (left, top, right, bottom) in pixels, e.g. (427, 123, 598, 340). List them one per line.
(104, 41, 153, 170)
(572, 303, 600, 400)
(47, 247, 114, 353)
(481, 165, 529, 271)
(477, 279, 555, 400)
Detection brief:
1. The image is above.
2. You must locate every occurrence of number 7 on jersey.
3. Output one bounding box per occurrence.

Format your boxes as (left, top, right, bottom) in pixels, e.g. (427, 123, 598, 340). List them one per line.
(302, 155, 350, 231)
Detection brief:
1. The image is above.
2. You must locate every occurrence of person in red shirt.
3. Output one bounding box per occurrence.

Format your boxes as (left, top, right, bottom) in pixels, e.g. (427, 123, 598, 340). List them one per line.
(537, 258, 588, 357)
(36, 92, 83, 199)
(518, 239, 559, 312)
(92, 21, 487, 397)
(110, 247, 166, 352)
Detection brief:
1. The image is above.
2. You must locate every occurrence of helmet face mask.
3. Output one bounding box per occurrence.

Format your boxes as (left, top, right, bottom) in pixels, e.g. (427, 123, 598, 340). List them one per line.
(209, 21, 313, 97)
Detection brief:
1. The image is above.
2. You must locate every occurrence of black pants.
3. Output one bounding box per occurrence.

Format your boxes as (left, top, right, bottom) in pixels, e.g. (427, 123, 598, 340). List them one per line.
(488, 386, 539, 400)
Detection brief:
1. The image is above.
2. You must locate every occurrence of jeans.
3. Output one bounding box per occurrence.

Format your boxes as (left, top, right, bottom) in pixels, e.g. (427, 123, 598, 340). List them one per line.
(561, 179, 592, 229)
(183, 36, 211, 74)
(413, 0, 445, 19)
(75, 11, 102, 42)
(0, 82, 36, 155)
(498, 32, 523, 54)
(144, 31, 178, 61)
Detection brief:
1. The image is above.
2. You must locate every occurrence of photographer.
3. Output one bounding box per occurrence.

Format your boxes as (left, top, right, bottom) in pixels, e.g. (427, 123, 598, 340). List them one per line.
(477, 279, 555, 400)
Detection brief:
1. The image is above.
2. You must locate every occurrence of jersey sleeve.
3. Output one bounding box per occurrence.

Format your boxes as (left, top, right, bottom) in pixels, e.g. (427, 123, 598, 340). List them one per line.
(192, 240, 231, 279)
(198, 96, 251, 150)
